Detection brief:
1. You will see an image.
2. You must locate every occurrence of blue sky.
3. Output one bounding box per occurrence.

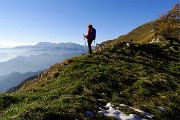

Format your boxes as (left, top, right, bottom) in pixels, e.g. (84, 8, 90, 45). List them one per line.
(0, 0, 179, 47)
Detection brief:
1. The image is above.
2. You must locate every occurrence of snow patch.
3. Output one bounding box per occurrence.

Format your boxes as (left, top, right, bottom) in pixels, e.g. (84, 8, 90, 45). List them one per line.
(120, 104, 153, 119)
(157, 106, 167, 112)
(98, 102, 153, 120)
(150, 38, 160, 43)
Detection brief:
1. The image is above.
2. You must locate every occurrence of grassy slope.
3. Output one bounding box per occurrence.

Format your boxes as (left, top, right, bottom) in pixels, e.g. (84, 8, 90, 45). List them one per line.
(0, 20, 180, 120)
(103, 20, 180, 46)
(0, 39, 180, 119)
(103, 20, 156, 46)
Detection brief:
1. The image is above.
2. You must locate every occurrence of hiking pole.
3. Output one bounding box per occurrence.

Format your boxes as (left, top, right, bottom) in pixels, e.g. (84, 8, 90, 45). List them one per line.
(83, 34, 86, 45)
(94, 39, 95, 46)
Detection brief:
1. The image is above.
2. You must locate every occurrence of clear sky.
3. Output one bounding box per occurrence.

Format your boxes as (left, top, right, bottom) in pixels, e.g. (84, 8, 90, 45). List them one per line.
(0, 0, 179, 47)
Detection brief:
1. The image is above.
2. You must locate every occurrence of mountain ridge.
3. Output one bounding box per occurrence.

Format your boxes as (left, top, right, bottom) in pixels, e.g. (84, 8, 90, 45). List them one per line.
(103, 20, 180, 46)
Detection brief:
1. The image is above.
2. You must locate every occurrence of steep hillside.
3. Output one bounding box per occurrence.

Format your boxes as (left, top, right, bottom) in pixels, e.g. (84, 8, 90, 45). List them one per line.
(103, 20, 156, 46)
(0, 36, 179, 119)
(104, 20, 180, 45)
(118, 21, 155, 42)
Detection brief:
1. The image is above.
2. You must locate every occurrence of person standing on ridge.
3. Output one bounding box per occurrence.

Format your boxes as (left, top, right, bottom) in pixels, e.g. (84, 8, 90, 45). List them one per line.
(83, 24, 96, 54)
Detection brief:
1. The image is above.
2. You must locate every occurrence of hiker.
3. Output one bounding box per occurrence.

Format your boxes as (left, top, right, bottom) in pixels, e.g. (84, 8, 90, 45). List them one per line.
(83, 24, 96, 54)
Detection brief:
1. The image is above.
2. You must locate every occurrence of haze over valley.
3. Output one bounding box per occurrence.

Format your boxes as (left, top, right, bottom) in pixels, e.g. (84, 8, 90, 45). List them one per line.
(0, 42, 87, 92)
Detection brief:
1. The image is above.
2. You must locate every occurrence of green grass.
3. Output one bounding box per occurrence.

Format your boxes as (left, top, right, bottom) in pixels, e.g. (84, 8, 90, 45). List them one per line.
(103, 20, 156, 46)
(0, 38, 179, 120)
(103, 20, 180, 46)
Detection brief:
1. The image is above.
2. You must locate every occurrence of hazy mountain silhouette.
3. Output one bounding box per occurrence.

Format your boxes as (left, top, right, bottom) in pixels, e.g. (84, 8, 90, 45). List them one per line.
(0, 71, 42, 92)
(0, 52, 84, 76)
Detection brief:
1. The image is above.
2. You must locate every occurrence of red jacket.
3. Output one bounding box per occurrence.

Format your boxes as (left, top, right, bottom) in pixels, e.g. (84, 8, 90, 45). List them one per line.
(85, 28, 91, 39)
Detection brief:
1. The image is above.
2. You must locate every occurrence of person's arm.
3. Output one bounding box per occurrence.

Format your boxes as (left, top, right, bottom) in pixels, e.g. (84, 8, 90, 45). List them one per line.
(85, 28, 91, 38)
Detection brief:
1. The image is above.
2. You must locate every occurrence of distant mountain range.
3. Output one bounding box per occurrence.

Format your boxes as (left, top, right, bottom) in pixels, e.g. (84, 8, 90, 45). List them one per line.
(0, 42, 88, 92)
(0, 42, 87, 62)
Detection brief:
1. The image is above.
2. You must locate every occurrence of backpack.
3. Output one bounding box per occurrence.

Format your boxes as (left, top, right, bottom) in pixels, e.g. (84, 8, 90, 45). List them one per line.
(90, 28, 96, 40)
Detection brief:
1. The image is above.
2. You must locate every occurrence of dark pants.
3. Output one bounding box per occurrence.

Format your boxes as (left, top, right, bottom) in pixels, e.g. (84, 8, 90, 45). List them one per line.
(87, 39, 93, 54)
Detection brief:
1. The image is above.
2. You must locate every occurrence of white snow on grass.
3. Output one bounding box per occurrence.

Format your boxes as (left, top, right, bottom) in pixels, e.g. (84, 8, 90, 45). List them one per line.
(120, 104, 153, 119)
(98, 102, 153, 120)
(157, 106, 167, 112)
